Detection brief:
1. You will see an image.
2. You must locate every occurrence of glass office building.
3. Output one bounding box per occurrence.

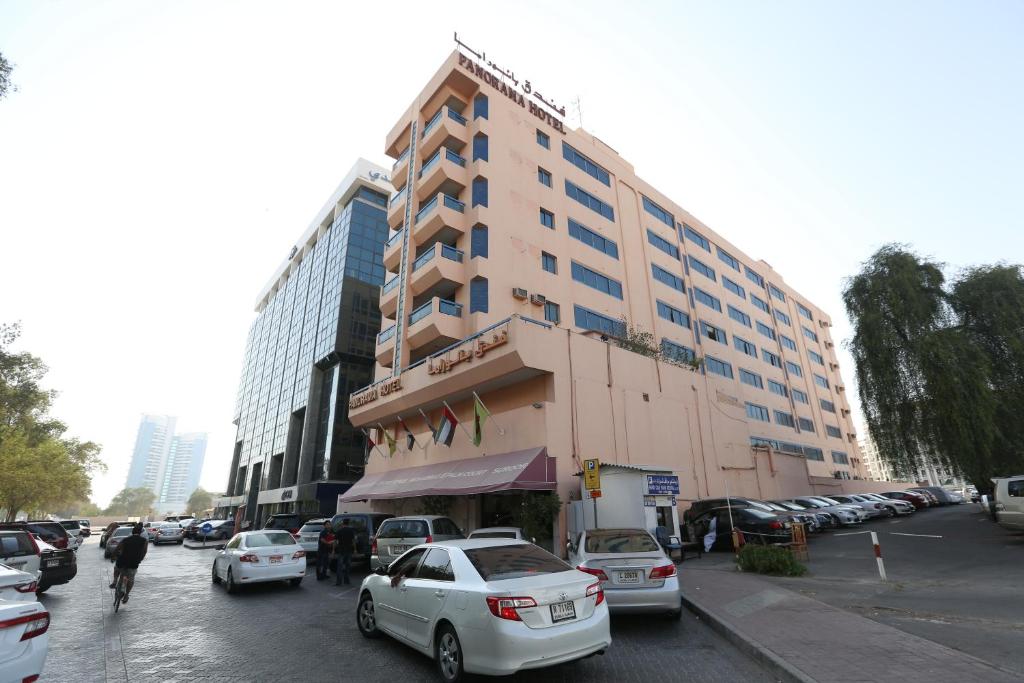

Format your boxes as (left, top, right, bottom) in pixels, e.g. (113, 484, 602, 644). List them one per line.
(216, 160, 392, 525)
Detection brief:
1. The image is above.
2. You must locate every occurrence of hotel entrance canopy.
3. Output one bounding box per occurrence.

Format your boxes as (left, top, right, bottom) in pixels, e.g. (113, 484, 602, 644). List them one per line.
(339, 447, 555, 502)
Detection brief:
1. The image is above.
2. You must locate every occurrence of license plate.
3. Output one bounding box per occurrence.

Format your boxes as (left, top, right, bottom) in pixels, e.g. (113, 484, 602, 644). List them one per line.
(270, 555, 282, 564)
(390, 545, 409, 555)
(617, 570, 641, 584)
(46, 560, 60, 568)
(550, 600, 576, 623)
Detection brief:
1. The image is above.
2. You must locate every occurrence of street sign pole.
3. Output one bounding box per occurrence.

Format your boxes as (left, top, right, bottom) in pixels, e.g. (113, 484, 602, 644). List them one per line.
(583, 459, 601, 528)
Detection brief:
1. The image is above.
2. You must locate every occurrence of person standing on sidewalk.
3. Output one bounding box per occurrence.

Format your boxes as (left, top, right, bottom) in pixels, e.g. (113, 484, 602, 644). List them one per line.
(316, 522, 336, 580)
(334, 518, 356, 586)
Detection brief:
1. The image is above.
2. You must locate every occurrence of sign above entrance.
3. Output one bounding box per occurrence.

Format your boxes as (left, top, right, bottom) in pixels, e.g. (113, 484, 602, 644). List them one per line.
(427, 324, 509, 376)
(349, 376, 402, 409)
(646, 475, 680, 495)
(583, 459, 601, 490)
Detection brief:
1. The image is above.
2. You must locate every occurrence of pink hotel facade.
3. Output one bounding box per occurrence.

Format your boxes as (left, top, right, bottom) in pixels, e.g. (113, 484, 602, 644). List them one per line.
(344, 49, 895, 541)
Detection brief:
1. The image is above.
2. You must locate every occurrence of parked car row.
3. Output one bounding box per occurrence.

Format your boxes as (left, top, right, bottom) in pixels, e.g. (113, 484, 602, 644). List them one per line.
(0, 529, 77, 594)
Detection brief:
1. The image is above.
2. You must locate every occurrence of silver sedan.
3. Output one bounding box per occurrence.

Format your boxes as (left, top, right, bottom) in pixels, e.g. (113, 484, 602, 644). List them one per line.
(567, 528, 681, 619)
(153, 524, 185, 544)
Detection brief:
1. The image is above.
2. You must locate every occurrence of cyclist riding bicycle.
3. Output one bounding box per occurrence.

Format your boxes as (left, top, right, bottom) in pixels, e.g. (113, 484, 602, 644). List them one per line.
(109, 524, 148, 603)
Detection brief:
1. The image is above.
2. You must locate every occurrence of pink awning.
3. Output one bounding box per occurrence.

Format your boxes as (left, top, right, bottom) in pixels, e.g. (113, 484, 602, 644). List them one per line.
(339, 447, 555, 502)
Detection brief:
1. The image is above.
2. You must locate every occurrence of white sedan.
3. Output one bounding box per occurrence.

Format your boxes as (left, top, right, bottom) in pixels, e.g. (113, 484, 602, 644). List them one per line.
(0, 599, 49, 683)
(356, 539, 610, 682)
(211, 531, 306, 593)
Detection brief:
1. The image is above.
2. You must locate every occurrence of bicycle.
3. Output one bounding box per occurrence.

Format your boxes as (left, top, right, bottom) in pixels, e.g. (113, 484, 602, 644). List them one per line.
(112, 570, 130, 612)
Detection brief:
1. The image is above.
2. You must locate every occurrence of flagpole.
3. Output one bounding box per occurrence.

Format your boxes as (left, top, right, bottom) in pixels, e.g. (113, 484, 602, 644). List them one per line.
(472, 391, 505, 435)
(398, 415, 422, 452)
(360, 428, 385, 459)
(416, 409, 436, 450)
(443, 400, 476, 441)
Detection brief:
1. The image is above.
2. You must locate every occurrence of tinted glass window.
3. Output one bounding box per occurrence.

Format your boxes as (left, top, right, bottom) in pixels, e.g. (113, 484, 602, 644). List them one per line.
(471, 531, 517, 539)
(226, 536, 242, 549)
(1008, 481, 1024, 497)
(464, 544, 571, 581)
(0, 533, 34, 557)
(60, 521, 80, 530)
(112, 527, 133, 538)
(377, 520, 429, 538)
(584, 530, 659, 553)
(244, 532, 296, 548)
(389, 548, 427, 577)
(416, 548, 455, 581)
(742, 509, 778, 520)
(264, 515, 299, 530)
(299, 523, 325, 533)
(431, 518, 463, 537)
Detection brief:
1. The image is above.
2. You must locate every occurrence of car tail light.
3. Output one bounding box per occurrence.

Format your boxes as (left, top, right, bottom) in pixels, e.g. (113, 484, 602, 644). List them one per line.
(586, 581, 605, 605)
(0, 611, 50, 641)
(576, 565, 609, 581)
(238, 553, 259, 563)
(14, 581, 37, 593)
(370, 536, 377, 555)
(485, 596, 537, 621)
(24, 675, 40, 683)
(425, 535, 433, 544)
(769, 520, 783, 530)
(292, 550, 305, 559)
(650, 564, 677, 579)
(55, 537, 67, 549)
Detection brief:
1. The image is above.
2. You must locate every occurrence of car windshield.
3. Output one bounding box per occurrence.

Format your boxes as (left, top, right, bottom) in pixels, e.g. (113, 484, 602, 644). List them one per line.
(264, 516, 299, 530)
(464, 544, 571, 581)
(299, 523, 325, 533)
(776, 501, 804, 510)
(583, 530, 659, 553)
(763, 503, 788, 511)
(244, 532, 295, 548)
(60, 521, 80, 530)
(745, 501, 773, 512)
(112, 528, 133, 537)
(470, 531, 517, 539)
(159, 525, 179, 530)
(377, 520, 429, 538)
(817, 497, 842, 505)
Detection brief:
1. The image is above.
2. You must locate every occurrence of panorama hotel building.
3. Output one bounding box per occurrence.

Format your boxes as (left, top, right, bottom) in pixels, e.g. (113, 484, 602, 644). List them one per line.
(343, 48, 887, 547)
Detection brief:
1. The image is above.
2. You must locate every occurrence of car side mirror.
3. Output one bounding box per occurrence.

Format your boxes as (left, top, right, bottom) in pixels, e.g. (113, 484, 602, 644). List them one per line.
(374, 564, 388, 576)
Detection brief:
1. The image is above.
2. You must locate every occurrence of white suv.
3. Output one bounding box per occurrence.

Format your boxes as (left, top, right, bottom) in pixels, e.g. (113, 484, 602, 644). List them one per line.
(0, 531, 40, 580)
(371, 516, 464, 570)
(994, 475, 1024, 532)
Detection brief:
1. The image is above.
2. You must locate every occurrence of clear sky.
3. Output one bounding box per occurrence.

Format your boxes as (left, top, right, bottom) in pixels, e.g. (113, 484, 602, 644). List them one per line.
(1, 1, 1021, 507)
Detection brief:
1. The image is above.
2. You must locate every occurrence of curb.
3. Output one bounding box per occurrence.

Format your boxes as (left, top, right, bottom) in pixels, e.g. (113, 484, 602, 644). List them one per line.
(681, 592, 816, 683)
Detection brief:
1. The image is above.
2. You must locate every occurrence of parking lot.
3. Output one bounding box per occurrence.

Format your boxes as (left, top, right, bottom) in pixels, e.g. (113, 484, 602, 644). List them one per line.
(38, 537, 773, 682)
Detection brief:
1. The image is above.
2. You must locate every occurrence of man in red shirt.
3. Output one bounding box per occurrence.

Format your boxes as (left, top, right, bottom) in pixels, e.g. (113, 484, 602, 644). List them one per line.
(316, 523, 335, 580)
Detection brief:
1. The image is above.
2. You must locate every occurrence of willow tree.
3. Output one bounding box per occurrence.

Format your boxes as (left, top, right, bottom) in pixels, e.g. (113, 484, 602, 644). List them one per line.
(843, 245, 1024, 489)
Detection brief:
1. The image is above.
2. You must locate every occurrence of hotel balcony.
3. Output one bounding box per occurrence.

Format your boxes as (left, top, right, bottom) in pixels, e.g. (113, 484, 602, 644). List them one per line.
(410, 242, 464, 299)
(420, 106, 468, 160)
(375, 323, 397, 367)
(386, 186, 407, 230)
(379, 275, 401, 319)
(413, 192, 465, 247)
(416, 147, 467, 201)
(348, 315, 557, 426)
(391, 146, 411, 189)
(383, 228, 404, 272)
(406, 297, 464, 357)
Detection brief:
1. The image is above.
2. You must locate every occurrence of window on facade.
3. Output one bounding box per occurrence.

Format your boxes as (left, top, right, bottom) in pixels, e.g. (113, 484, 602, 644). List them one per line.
(803, 326, 819, 342)
(571, 261, 623, 299)
(734, 336, 757, 358)
(471, 225, 488, 259)
(694, 287, 720, 310)
(700, 320, 727, 345)
(774, 410, 795, 428)
(831, 450, 849, 464)
(723, 276, 746, 299)
(805, 447, 825, 461)
(774, 309, 791, 326)
(657, 301, 690, 328)
(756, 321, 776, 340)
(541, 251, 557, 274)
(688, 255, 716, 281)
(763, 349, 782, 368)
(563, 141, 610, 186)
(470, 276, 488, 314)
(746, 402, 770, 422)
(683, 224, 711, 252)
(472, 177, 488, 207)
(745, 266, 765, 288)
(540, 208, 555, 229)
(820, 399, 836, 413)
(826, 425, 842, 438)
(792, 388, 809, 404)
(728, 305, 751, 327)
(565, 180, 614, 221)
(653, 264, 686, 293)
(544, 301, 560, 324)
(768, 380, 788, 398)
(473, 94, 488, 120)
(751, 294, 770, 313)
(739, 368, 763, 388)
(798, 417, 815, 432)
(573, 305, 624, 336)
(568, 218, 618, 258)
(780, 335, 797, 351)
(814, 374, 829, 389)
(473, 133, 489, 162)
(769, 284, 786, 302)
(705, 356, 733, 379)
(642, 196, 674, 228)
(647, 229, 679, 258)
(717, 247, 740, 272)
(785, 361, 803, 377)
(661, 338, 696, 363)
(538, 167, 552, 187)
(536, 129, 550, 149)
(808, 350, 824, 365)
(797, 303, 813, 321)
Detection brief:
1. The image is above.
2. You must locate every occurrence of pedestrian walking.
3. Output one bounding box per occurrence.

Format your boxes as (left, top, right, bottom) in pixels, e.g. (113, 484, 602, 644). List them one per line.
(335, 518, 356, 586)
(316, 522, 336, 580)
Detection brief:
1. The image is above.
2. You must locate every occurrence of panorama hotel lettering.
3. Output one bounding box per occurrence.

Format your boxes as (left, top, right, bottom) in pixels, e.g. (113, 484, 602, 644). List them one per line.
(457, 53, 566, 134)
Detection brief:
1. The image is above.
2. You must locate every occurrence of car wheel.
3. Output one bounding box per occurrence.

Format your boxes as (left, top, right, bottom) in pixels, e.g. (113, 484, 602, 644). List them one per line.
(178, 539, 183, 544)
(225, 567, 237, 594)
(357, 593, 381, 639)
(886, 507, 896, 518)
(289, 578, 302, 588)
(211, 562, 221, 584)
(436, 624, 464, 683)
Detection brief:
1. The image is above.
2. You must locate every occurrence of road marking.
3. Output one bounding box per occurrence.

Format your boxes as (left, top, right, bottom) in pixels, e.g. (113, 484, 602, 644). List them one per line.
(834, 531, 871, 536)
(890, 532, 943, 538)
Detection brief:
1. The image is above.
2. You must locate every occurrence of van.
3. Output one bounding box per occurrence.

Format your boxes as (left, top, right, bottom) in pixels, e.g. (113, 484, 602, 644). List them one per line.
(328, 513, 394, 564)
(370, 516, 464, 570)
(993, 475, 1024, 532)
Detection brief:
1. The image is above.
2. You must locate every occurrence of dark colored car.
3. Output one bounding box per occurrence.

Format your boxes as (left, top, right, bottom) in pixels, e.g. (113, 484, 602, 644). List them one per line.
(0, 521, 71, 550)
(100, 521, 134, 547)
(882, 491, 929, 510)
(184, 518, 213, 540)
(772, 500, 837, 529)
(691, 507, 793, 551)
(684, 497, 772, 524)
(263, 513, 323, 535)
(328, 512, 394, 564)
(37, 542, 77, 592)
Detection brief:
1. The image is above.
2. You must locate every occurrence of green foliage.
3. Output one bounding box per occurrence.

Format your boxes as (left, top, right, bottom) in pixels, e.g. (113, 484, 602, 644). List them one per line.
(0, 51, 15, 101)
(419, 495, 452, 517)
(615, 318, 703, 371)
(737, 544, 806, 576)
(521, 491, 561, 542)
(186, 487, 216, 514)
(843, 246, 1024, 488)
(105, 487, 157, 517)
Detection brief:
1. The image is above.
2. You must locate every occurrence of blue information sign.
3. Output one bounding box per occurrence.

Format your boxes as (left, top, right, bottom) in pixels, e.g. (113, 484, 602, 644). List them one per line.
(647, 475, 680, 495)
(201, 522, 213, 534)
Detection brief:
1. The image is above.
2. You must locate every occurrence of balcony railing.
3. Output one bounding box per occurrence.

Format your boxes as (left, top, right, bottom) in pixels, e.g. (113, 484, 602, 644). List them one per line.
(382, 276, 400, 294)
(393, 146, 410, 169)
(444, 194, 466, 212)
(389, 187, 406, 209)
(385, 228, 404, 249)
(377, 325, 396, 344)
(412, 243, 464, 272)
(418, 148, 467, 178)
(421, 109, 443, 138)
(415, 193, 465, 225)
(408, 298, 463, 327)
(447, 108, 467, 125)
(439, 299, 463, 317)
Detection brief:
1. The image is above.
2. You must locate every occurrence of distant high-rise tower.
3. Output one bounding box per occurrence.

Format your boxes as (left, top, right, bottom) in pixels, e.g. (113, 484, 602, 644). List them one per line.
(125, 415, 176, 492)
(158, 433, 208, 513)
(126, 415, 207, 513)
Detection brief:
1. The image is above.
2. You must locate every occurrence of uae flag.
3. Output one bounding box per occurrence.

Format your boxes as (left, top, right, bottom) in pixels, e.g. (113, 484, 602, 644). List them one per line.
(435, 405, 458, 447)
(471, 395, 490, 447)
(399, 417, 416, 450)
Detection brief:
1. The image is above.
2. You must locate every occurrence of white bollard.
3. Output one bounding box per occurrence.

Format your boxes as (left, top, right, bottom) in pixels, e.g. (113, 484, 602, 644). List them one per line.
(870, 531, 887, 581)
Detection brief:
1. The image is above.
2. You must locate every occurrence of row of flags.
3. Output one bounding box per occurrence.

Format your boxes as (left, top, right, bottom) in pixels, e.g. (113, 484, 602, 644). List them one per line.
(361, 392, 497, 458)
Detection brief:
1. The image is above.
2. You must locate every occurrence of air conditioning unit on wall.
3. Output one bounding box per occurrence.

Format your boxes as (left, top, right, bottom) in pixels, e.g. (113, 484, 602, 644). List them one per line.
(512, 287, 528, 300)
(529, 293, 546, 306)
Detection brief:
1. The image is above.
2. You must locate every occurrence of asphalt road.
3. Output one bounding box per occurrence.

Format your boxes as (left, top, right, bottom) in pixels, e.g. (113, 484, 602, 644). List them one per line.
(766, 503, 1024, 676)
(38, 536, 774, 682)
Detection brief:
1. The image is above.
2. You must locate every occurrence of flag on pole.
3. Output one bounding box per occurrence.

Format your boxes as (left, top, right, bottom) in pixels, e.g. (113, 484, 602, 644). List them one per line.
(398, 416, 416, 451)
(418, 409, 438, 443)
(472, 394, 490, 447)
(379, 423, 397, 457)
(435, 405, 458, 446)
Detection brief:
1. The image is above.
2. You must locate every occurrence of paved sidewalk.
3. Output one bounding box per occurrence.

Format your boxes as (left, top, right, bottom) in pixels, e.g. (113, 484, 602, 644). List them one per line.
(679, 563, 1021, 683)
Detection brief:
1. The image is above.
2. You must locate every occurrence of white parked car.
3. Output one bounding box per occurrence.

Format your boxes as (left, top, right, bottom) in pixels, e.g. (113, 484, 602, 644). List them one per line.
(0, 564, 40, 603)
(567, 528, 682, 618)
(467, 527, 528, 541)
(57, 521, 84, 550)
(858, 493, 915, 516)
(357, 539, 610, 682)
(211, 531, 306, 593)
(0, 599, 50, 683)
(0, 531, 40, 580)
